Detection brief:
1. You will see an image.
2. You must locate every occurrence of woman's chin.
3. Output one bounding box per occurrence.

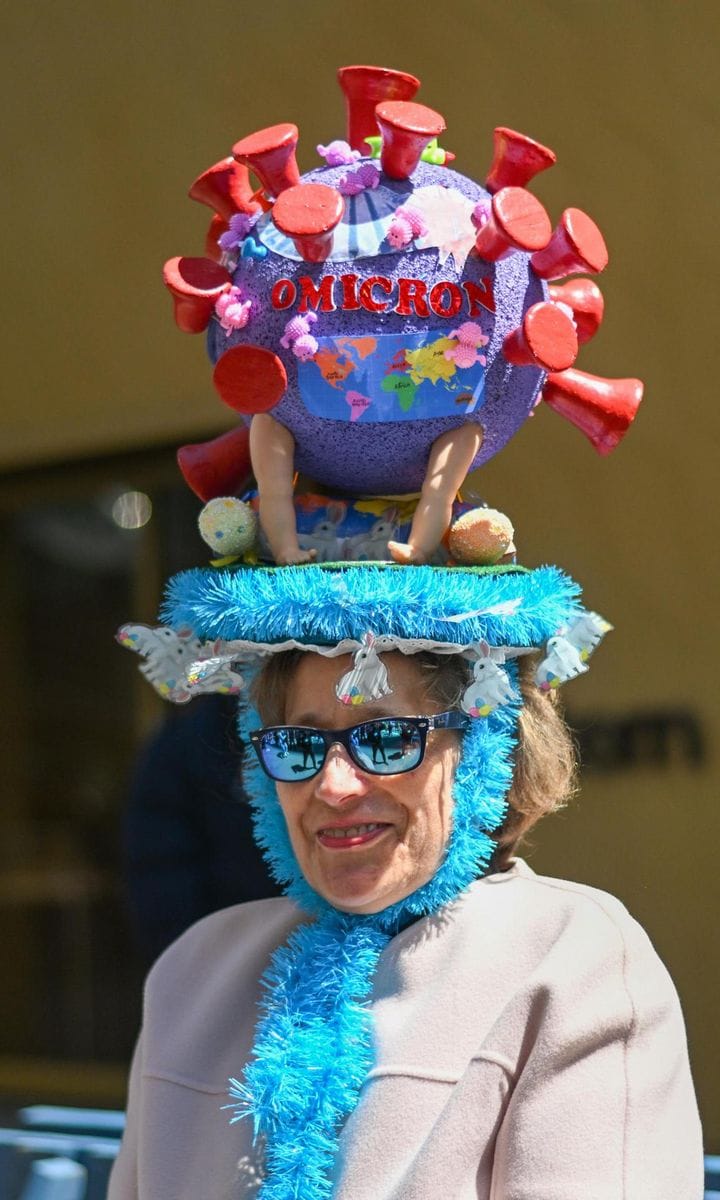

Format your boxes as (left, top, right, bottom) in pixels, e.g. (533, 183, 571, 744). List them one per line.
(306, 840, 442, 914)
(313, 864, 403, 914)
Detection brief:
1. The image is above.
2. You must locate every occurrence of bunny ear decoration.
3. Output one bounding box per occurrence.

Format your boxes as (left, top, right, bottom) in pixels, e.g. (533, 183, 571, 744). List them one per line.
(335, 631, 393, 706)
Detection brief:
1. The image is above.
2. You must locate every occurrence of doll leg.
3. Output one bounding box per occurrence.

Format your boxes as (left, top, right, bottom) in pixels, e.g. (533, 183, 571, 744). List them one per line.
(250, 413, 316, 564)
(388, 423, 483, 565)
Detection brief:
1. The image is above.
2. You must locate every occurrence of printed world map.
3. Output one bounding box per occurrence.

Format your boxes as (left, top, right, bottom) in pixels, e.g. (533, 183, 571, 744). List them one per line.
(298, 333, 486, 424)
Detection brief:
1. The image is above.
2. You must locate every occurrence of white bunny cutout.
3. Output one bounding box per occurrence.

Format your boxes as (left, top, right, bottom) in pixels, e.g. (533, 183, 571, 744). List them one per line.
(335, 633, 393, 707)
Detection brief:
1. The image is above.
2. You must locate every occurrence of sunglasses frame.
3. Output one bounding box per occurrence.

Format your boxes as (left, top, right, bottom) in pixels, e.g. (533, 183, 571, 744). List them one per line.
(248, 710, 470, 783)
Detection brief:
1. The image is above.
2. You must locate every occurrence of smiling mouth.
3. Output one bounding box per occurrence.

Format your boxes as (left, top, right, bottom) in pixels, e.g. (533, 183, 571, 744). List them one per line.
(317, 822, 391, 849)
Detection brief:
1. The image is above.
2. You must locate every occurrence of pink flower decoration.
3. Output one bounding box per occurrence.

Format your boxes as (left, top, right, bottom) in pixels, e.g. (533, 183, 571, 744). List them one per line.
(396, 205, 428, 237)
(387, 203, 429, 249)
(448, 321, 489, 348)
(386, 215, 413, 249)
(292, 333, 319, 362)
(215, 286, 252, 336)
(217, 212, 259, 253)
(471, 200, 492, 231)
(444, 342, 481, 369)
(338, 163, 380, 196)
(316, 140, 360, 167)
(280, 312, 318, 351)
(444, 321, 490, 367)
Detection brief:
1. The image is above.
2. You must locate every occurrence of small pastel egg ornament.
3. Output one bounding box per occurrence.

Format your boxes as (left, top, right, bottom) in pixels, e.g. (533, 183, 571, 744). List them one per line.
(448, 507, 514, 565)
(198, 497, 257, 556)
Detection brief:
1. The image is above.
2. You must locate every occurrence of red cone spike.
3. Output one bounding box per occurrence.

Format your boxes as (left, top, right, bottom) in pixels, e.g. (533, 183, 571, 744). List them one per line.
(205, 214, 227, 263)
(375, 101, 446, 180)
(188, 157, 262, 220)
(272, 183, 345, 262)
(213, 345, 288, 415)
(485, 127, 556, 194)
(232, 124, 301, 199)
(177, 426, 252, 502)
(162, 257, 232, 333)
(474, 187, 552, 261)
(503, 301, 578, 371)
(531, 208, 608, 279)
(337, 65, 420, 153)
(542, 369, 643, 454)
(548, 279, 604, 344)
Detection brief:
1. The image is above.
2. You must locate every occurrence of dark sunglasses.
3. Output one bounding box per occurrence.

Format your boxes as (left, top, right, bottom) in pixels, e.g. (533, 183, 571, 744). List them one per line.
(248, 711, 470, 783)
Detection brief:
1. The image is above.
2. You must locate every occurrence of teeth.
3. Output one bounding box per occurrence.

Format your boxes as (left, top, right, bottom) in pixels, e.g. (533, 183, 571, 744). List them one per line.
(321, 823, 382, 839)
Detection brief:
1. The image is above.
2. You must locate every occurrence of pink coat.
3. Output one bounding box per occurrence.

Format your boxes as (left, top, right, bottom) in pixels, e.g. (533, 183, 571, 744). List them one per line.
(109, 860, 703, 1199)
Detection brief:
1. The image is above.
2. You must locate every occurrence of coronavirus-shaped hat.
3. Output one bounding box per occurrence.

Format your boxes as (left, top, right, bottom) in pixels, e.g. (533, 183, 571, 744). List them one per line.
(164, 63, 643, 504)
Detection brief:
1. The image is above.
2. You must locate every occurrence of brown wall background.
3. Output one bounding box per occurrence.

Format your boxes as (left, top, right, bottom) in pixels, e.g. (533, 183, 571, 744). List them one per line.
(3, 0, 719, 1141)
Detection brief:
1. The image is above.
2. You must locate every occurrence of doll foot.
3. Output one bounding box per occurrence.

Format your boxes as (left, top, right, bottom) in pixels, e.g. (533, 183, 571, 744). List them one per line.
(387, 540, 429, 565)
(273, 545, 317, 565)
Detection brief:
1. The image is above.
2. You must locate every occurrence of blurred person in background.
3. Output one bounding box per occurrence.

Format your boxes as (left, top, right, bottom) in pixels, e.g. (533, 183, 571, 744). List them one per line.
(123, 694, 281, 965)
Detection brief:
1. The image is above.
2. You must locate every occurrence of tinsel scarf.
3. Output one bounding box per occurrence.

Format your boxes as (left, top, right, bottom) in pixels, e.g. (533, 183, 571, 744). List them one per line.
(227, 677, 520, 1200)
(228, 914, 389, 1199)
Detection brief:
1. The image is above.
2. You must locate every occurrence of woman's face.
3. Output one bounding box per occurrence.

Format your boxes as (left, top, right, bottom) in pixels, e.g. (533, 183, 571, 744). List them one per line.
(274, 653, 459, 914)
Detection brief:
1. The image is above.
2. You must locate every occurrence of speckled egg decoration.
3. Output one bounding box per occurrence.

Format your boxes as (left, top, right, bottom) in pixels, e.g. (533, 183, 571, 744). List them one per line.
(198, 497, 257, 556)
(449, 507, 515, 565)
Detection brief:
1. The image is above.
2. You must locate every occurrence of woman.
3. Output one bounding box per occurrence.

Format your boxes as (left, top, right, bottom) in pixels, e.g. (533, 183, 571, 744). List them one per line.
(112, 563, 703, 1199)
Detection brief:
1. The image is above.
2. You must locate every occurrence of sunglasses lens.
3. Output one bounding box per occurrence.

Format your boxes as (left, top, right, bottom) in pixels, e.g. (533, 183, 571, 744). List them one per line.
(351, 719, 423, 775)
(258, 729, 326, 781)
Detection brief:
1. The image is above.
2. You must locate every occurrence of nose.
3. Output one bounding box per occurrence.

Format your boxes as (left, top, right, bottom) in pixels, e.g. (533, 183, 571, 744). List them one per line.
(313, 743, 369, 806)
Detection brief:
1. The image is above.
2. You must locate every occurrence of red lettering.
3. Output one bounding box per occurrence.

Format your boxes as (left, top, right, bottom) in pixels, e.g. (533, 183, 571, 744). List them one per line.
(339, 273, 361, 310)
(396, 277, 430, 318)
(359, 275, 392, 313)
(462, 278, 496, 316)
(272, 274, 496, 318)
(271, 279, 297, 309)
(298, 275, 336, 313)
(429, 282, 463, 318)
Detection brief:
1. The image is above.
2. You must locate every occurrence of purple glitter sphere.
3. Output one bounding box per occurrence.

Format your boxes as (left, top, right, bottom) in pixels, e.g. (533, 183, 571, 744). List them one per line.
(206, 159, 548, 495)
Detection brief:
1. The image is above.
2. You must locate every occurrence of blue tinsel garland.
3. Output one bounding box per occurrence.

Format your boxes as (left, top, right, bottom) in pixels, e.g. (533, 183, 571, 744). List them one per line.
(162, 562, 582, 654)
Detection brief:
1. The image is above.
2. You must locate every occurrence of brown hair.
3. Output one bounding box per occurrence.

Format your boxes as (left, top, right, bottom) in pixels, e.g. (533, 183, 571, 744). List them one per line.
(251, 650, 576, 865)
